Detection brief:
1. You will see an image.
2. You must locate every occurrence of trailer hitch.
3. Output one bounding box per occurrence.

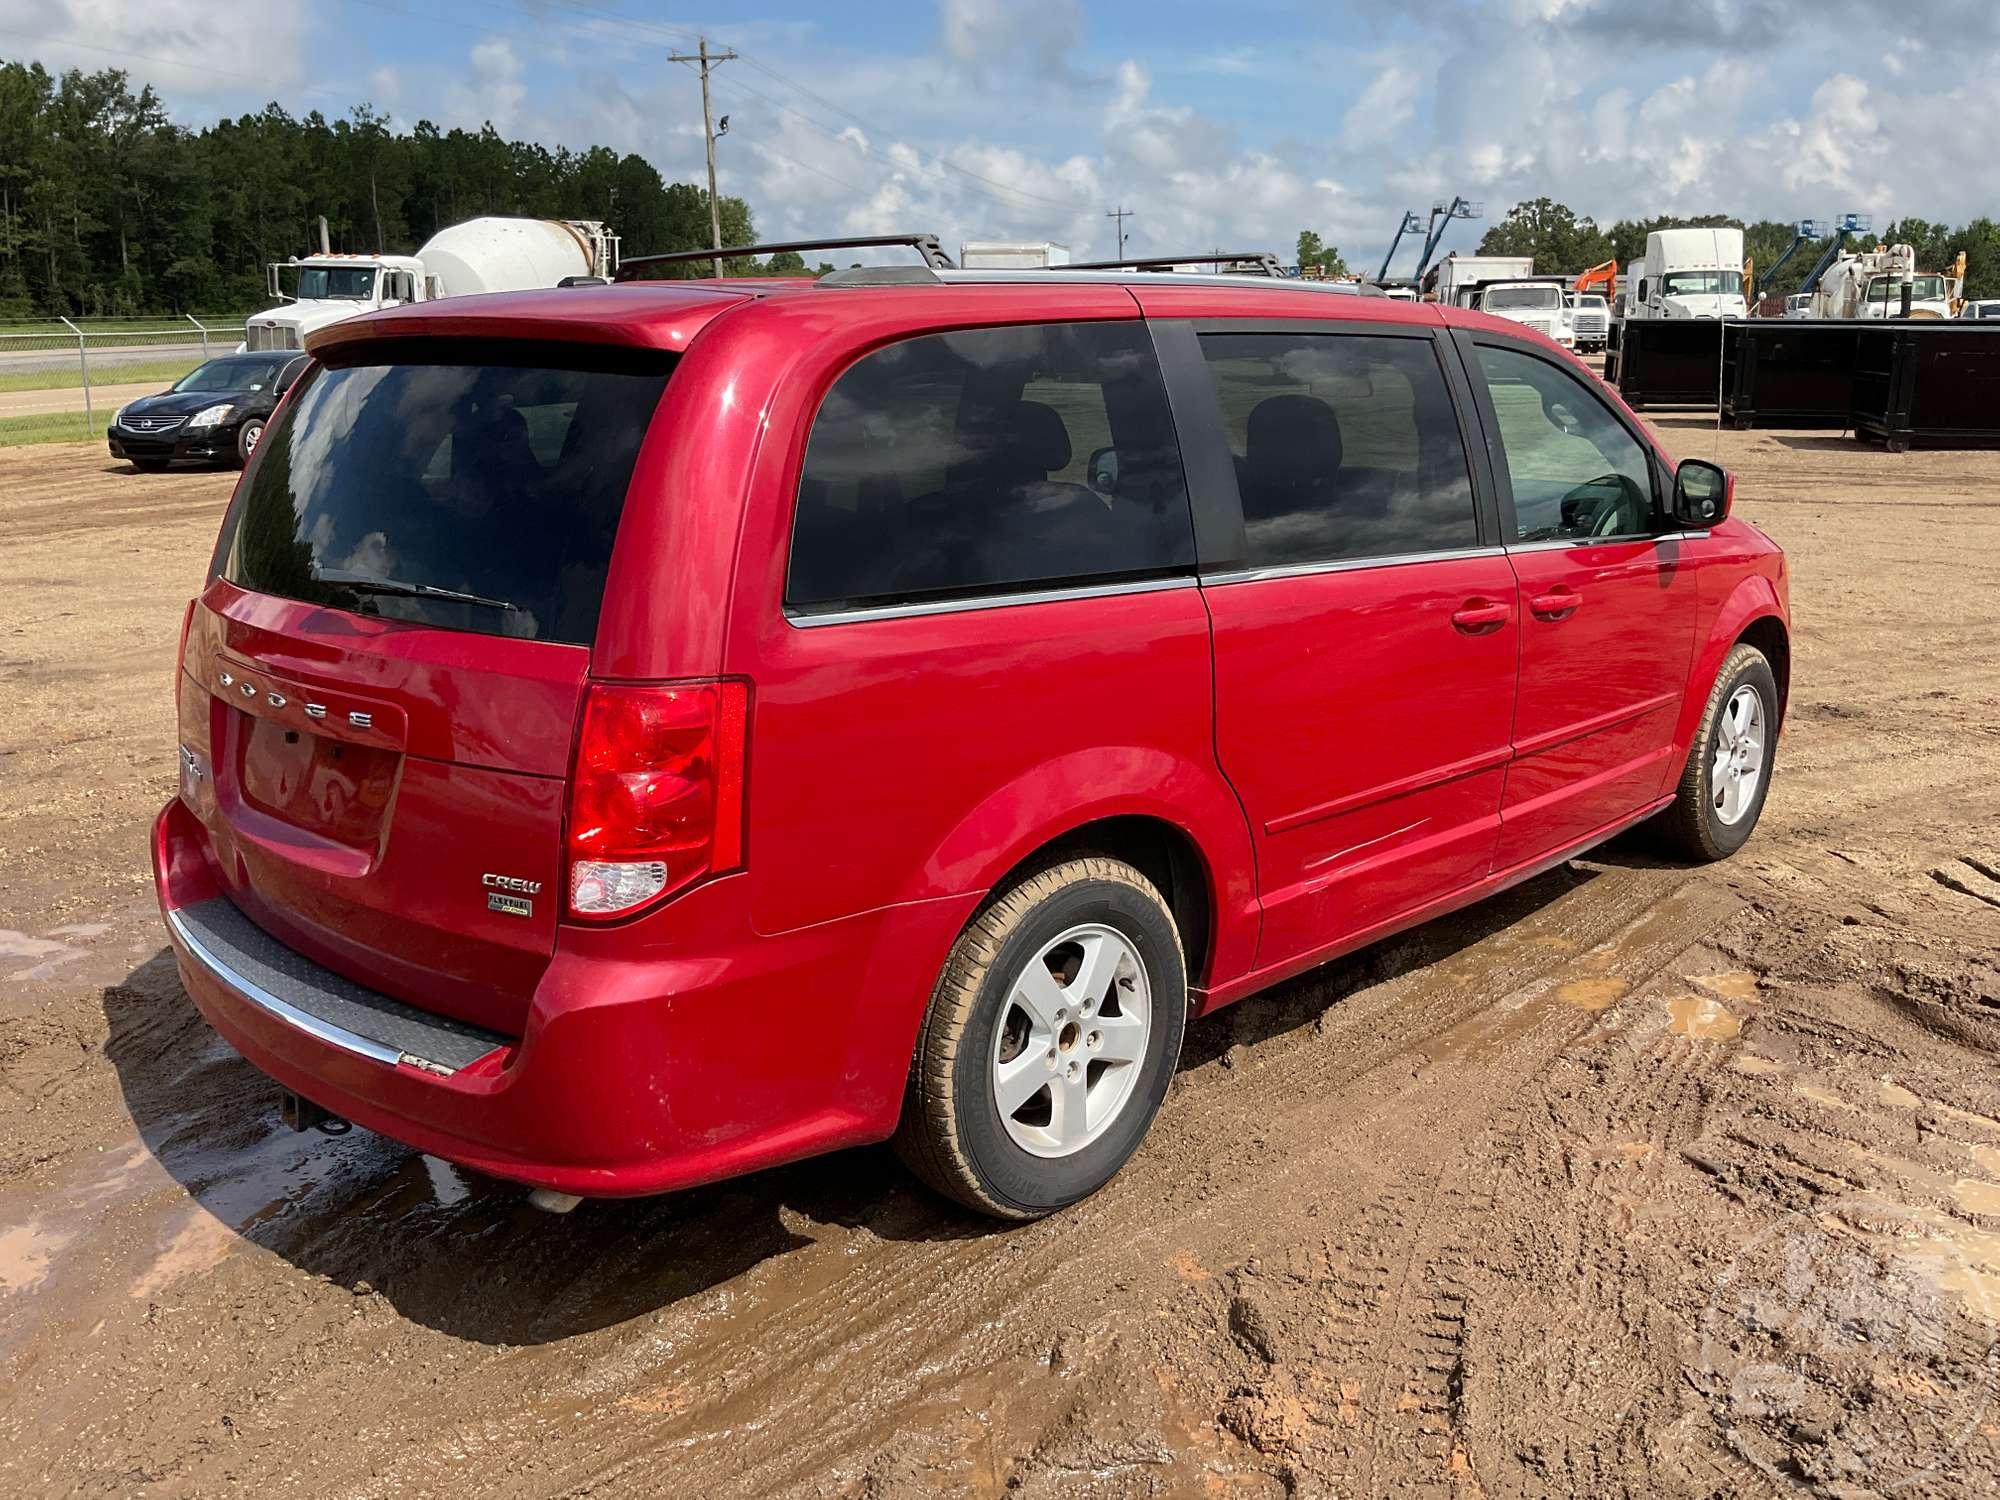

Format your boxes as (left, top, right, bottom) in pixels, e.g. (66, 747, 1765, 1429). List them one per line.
(279, 1090, 350, 1136)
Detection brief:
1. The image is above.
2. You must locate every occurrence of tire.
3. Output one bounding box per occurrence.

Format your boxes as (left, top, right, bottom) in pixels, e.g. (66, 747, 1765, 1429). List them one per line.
(234, 419, 264, 468)
(130, 457, 169, 472)
(1656, 643, 1779, 861)
(894, 856, 1187, 1220)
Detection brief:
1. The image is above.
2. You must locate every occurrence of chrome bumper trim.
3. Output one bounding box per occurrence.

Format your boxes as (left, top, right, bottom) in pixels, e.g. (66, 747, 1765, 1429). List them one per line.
(165, 904, 405, 1069)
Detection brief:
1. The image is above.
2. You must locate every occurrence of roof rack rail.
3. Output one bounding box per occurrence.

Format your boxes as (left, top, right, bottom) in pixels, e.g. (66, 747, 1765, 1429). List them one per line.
(615, 233, 953, 280)
(1054, 251, 1286, 277)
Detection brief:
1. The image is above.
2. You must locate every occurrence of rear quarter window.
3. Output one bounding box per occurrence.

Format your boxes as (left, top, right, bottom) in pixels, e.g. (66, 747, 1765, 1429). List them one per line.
(217, 342, 671, 645)
(786, 322, 1194, 613)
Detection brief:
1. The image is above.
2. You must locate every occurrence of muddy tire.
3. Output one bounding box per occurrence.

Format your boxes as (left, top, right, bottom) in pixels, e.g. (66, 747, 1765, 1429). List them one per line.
(1656, 642, 1778, 862)
(894, 857, 1186, 1220)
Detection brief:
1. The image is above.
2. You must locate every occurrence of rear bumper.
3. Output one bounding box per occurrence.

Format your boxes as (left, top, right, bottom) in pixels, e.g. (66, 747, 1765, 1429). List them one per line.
(153, 797, 976, 1197)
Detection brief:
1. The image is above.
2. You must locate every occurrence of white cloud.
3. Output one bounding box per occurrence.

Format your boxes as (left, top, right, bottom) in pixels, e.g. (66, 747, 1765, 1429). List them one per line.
(691, 48, 1364, 271)
(463, 39, 527, 136)
(938, 0, 1087, 80)
(0, 0, 310, 101)
(1341, 65, 1420, 147)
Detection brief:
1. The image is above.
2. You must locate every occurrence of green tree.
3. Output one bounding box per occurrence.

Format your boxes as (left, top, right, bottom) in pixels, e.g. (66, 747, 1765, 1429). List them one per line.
(1955, 218, 2000, 300)
(1477, 198, 1613, 276)
(0, 58, 773, 312)
(1296, 229, 1348, 277)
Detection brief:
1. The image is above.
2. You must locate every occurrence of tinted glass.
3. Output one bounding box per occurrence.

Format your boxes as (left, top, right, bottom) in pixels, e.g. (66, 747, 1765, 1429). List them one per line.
(218, 348, 670, 644)
(1198, 332, 1477, 567)
(787, 322, 1193, 611)
(1485, 286, 1561, 311)
(296, 266, 378, 299)
(175, 356, 290, 393)
(1476, 345, 1655, 541)
(1661, 270, 1744, 297)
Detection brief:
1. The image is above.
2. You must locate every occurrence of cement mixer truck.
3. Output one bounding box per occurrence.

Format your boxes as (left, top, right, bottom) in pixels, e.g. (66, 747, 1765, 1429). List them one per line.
(1808, 243, 1964, 320)
(242, 217, 620, 352)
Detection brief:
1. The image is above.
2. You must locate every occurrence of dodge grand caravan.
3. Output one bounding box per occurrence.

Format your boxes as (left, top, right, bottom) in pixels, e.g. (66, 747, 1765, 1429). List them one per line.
(154, 248, 1788, 1219)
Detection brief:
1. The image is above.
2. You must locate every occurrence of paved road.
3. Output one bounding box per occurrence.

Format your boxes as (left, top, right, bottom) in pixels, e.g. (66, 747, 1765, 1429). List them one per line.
(0, 379, 175, 420)
(0, 339, 221, 377)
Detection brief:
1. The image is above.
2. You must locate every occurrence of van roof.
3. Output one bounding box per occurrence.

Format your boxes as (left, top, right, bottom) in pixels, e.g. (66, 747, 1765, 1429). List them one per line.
(305, 271, 1568, 360)
(307, 281, 762, 358)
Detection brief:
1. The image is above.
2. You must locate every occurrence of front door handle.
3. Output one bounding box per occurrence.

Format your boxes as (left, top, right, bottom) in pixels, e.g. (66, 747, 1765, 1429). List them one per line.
(1529, 588, 1583, 620)
(1451, 599, 1510, 634)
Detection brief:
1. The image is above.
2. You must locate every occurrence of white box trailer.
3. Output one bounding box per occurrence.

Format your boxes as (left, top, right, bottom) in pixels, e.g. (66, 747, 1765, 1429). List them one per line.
(959, 241, 1071, 269)
(1421, 253, 1533, 306)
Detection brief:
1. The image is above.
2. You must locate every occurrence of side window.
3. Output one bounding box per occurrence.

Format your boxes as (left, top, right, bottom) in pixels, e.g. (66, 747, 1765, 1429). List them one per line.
(1476, 345, 1656, 542)
(787, 323, 1193, 611)
(1197, 332, 1477, 568)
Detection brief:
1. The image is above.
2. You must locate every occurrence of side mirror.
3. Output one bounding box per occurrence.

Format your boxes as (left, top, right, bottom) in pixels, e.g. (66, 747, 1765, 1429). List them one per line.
(1674, 458, 1732, 527)
(1087, 445, 1119, 495)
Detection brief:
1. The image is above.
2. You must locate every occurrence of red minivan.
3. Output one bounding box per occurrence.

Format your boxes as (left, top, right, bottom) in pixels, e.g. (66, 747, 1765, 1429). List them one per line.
(154, 247, 1788, 1219)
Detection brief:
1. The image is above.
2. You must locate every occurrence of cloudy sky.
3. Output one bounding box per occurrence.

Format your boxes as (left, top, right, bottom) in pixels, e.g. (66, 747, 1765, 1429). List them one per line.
(5, 0, 1996, 273)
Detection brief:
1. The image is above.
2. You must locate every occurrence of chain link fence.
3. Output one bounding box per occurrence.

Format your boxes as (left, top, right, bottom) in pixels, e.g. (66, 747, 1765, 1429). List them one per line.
(0, 316, 251, 446)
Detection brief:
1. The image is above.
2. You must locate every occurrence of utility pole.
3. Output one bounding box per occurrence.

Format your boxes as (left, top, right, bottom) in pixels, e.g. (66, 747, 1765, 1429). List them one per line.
(1106, 205, 1132, 260)
(669, 37, 739, 277)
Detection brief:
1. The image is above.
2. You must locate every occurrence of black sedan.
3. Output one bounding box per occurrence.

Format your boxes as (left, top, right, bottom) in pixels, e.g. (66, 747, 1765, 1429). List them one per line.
(108, 352, 308, 471)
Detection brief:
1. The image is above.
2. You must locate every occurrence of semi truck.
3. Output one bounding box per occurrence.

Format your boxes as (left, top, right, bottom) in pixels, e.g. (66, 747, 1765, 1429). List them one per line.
(1625, 227, 1747, 320)
(243, 217, 620, 352)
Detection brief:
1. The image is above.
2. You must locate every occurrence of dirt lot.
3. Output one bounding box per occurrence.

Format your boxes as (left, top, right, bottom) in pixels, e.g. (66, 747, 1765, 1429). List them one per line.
(2, 424, 1998, 1499)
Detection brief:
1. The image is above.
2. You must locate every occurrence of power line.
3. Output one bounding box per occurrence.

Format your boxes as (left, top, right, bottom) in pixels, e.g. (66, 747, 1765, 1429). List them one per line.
(336, 0, 1080, 220)
(666, 37, 736, 277)
(1107, 205, 1133, 259)
(504, 0, 1086, 213)
(0, 25, 355, 105)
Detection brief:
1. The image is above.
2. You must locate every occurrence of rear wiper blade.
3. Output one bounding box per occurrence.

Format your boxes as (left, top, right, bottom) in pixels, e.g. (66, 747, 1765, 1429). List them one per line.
(316, 570, 520, 613)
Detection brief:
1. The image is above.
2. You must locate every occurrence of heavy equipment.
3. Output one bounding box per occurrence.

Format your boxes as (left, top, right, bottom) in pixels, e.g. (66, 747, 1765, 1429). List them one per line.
(246, 217, 619, 351)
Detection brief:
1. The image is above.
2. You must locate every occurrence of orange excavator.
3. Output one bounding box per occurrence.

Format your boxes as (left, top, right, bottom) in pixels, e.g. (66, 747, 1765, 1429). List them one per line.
(1574, 260, 1618, 299)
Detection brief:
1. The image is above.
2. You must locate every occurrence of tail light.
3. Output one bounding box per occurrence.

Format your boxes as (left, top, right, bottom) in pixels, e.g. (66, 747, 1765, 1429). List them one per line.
(565, 680, 747, 920)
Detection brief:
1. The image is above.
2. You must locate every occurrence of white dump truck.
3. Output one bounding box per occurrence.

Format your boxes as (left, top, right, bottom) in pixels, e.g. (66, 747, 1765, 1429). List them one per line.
(1626, 228, 1747, 320)
(959, 240, 1071, 269)
(243, 217, 620, 352)
(1809, 243, 1963, 320)
(1421, 253, 1534, 307)
(1466, 276, 1575, 347)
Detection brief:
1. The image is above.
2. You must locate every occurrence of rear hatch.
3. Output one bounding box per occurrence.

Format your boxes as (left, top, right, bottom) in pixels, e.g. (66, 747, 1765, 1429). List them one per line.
(178, 337, 675, 1035)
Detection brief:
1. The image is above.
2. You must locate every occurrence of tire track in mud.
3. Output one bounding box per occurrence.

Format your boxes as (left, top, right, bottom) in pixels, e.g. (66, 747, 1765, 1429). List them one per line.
(290, 866, 1734, 1499)
(1138, 882, 1750, 1500)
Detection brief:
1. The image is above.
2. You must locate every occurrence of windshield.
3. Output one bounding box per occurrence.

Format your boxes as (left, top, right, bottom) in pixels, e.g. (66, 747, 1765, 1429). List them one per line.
(1580, 296, 1607, 311)
(292, 265, 380, 300)
(1868, 274, 1948, 302)
(173, 357, 289, 393)
(1484, 286, 1561, 311)
(217, 348, 672, 644)
(1662, 271, 1745, 298)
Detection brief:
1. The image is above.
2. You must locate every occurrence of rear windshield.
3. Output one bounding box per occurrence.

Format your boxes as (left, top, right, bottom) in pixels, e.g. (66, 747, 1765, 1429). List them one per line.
(217, 344, 671, 645)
